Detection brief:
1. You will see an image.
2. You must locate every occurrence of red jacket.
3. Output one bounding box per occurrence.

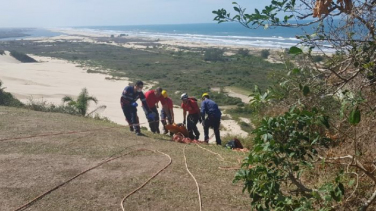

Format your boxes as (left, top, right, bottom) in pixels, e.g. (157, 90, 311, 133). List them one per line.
(181, 98, 200, 114)
(144, 90, 166, 109)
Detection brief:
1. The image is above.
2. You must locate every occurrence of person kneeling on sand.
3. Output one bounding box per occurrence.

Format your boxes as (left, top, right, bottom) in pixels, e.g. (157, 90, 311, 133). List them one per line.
(181, 93, 201, 140)
(120, 81, 154, 136)
(200, 93, 222, 145)
(143, 87, 168, 134)
(160, 90, 174, 135)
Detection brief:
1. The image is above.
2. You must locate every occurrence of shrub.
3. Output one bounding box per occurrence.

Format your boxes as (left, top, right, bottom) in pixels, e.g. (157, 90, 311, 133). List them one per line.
(0, 50, 5, 55)
(10, 50, 37, 63)
(234, 107, 343, 210)
(204, 48, 224, 61)
(26, 98, 80, 115)
(0, 81, 24, 107)
(237, 48, 250, 57)
(260, 49, 270, 59)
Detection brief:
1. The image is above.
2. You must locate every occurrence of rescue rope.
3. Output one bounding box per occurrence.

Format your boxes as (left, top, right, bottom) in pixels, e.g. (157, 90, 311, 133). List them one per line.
(195, 144, 225, 162)
(120, 149, 172, 211)
(13, 147, 171, 211)
(0, 119, 164, 142)
(183, 145, 202, 211)
(195, 144, 242, 166)
(0, 126, 123, 142)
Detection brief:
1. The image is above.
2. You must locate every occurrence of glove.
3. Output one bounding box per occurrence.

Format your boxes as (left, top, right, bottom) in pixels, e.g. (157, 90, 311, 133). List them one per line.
(147, 112, 156, 120)
(183, 119, 186, 125)
(131, 102, 138, 107)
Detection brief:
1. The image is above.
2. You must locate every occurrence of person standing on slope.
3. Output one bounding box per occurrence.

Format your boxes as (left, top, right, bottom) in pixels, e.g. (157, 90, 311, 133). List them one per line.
(120, 81, 154, 136)
(144, 87, 168, 134)
(160, 90, 174, 135)
(181, 93, 201, 140)
(200, 93, 222, 145)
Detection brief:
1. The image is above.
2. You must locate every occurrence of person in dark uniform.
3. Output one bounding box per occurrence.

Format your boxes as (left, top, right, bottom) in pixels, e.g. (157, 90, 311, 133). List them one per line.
(200, 93, 222, 145)
(120, 81, 154, 136)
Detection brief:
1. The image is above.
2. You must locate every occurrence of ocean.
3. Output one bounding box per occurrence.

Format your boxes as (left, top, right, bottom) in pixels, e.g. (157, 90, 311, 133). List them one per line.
(2, 22, 332, 50)
(71, 22, 315, 49)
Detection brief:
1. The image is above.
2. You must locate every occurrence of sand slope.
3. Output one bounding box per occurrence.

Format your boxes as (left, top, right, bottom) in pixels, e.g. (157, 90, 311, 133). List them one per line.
(0, 51, 21, 64)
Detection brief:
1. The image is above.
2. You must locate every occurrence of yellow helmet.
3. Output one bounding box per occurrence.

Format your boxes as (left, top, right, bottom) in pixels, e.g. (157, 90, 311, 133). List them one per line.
(202, 92, 209, 98)
(162, 90, 168, 98)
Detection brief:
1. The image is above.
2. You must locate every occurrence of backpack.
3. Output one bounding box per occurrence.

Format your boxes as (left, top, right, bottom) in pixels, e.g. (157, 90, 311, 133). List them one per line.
(225, 138, 243, 149)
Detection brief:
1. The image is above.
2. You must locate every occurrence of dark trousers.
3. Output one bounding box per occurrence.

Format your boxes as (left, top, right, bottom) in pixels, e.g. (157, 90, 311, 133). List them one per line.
(144, 106, 160, 133)
(161, 109, 173, 135)
(187, 113, 200, 140)
(121, 105, 140, 132)
(204, 116, 221, 145)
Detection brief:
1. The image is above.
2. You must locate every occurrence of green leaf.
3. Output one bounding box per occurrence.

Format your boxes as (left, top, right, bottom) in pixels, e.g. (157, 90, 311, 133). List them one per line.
(348, 179, 355, 187)
(289, 46, 303, 55)
(292, 68, 300, 74)
(303, 85, 310, 96)
(338, 182, 345, 195)
(349, 107, 361, 125)
(319, 115, 330, 128)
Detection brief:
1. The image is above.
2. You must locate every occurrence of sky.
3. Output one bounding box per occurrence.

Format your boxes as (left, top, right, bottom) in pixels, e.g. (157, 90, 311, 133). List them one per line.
(0, 0, 270, 27)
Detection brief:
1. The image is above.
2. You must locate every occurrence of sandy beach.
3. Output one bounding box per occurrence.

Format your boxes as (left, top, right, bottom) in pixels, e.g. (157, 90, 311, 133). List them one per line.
(0, 50, 249, 140)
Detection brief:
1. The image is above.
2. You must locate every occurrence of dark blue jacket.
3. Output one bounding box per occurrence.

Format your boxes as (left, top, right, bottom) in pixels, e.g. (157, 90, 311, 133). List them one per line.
(201, 99, 221, 119)
(121, 86, 150, 111)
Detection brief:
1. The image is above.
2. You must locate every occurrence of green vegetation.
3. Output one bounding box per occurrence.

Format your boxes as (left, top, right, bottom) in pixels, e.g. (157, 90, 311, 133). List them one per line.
(214, 0, 376, 210)
(26, 98, 80, 115)
(260, 49, 270, 59)
(0, 40, 284, 105)
(0, 80, 23, 107)
(204, 48, 225, 61)
(10, 50, 37, 63)
(237, 48, 249, 57)
(62, 88, 105, 116)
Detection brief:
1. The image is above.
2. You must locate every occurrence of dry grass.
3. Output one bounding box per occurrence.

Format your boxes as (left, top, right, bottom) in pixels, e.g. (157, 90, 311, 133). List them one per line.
(0, 106, 251, 211)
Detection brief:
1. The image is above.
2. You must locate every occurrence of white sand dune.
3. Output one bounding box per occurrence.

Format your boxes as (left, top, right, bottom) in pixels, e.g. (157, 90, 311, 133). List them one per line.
(0, 51, 21, 64)
(0, 53, 248, 142)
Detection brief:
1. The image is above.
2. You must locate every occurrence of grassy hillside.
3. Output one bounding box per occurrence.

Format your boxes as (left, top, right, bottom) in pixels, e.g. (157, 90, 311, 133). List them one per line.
(0, 106, 251, 211)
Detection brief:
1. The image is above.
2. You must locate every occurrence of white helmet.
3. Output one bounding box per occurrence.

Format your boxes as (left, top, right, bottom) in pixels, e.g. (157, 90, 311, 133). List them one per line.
(180, 93, 188, 100)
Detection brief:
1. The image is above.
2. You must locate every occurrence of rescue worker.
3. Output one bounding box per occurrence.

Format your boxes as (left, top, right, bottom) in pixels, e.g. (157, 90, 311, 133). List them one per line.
(120, 81, 154, 136)
(181, 93, 201, 140)
(144, 87, 168, 134)
(160, 90, 174, 135)
(200, 93, 222, 145)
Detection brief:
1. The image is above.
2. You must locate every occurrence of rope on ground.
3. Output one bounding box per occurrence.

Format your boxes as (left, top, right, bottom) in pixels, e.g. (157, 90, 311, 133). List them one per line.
(183, 145, 202, 211)
(13, 146, 169, 211)
(0, 119, 164, 142)
(0, 126, 123, 142)
(195, 143, 225, 162)
(120, 149, 172, 211)
(195, 143, 245, 168)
